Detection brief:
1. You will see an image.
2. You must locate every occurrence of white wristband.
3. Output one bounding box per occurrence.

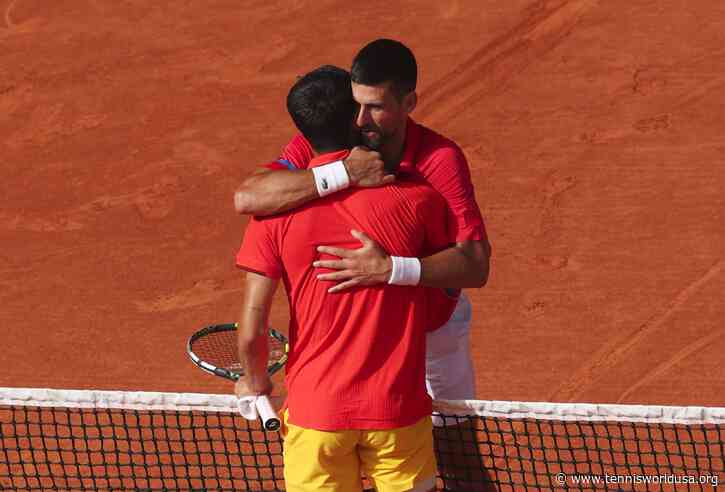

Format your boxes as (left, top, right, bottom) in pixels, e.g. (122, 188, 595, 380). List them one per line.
(388, 256, 421, 286)
(312, 160, 350, 197)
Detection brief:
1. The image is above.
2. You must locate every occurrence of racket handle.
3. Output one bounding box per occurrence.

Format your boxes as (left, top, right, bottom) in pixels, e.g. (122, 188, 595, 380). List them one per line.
(256, 395, 281, 431)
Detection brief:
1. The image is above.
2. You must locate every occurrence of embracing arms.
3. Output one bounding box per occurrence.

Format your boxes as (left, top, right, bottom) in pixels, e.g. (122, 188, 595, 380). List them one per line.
(420, 239, 490, 288)
(313, 233, 490, 292)
(233, 147, 391, 216)
(234, 139, 490, 291)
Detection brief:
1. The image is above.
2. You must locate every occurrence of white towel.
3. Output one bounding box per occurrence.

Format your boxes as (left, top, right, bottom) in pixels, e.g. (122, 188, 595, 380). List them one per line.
(236, 396, 260, 420)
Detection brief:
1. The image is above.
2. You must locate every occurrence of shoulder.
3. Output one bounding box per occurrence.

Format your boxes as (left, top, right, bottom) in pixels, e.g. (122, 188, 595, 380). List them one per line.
(414, 122, 468, 173)
(416, 122, 464, 155)
(395, 176, 446, 211)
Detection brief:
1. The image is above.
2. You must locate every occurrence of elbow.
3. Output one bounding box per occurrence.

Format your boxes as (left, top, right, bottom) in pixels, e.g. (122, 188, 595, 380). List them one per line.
(234, 174, 266, 215)
(234, 188, 256, 215)
(235, 172, 276, 216)
(465, 263, 488, 288)
(465, 240, 491, 289)
(471, 265, 489, 288)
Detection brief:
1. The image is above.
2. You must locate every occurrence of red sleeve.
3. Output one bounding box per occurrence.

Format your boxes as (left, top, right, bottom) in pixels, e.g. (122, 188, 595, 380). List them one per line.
(236, 217, 283, 278)
(417, 196, 449, 255)
(258, 134, 315, 171)
(277, 133, 314, 170)
(423, 145, 487, 243)
(263, 161, 293, 171)
(414, 189, 461, 332)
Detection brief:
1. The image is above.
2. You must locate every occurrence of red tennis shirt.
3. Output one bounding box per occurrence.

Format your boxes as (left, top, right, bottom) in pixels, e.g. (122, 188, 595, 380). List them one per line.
(237, 150, 458, 431)
(271, 118, 487, 243)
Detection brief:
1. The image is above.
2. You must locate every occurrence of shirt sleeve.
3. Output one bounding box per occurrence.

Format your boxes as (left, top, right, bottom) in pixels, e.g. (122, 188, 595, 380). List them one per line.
(414, 188, 462, 332)
(414, 189, 452, 256)
(277, 133, 314, 170)
(236, 217, 284, 279)
(424, 145, 487, 243)
(258, 134, 315, 171)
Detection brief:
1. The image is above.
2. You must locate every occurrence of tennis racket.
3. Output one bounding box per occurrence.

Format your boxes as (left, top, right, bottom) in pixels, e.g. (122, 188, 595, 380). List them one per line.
(187, 323, 288, 431)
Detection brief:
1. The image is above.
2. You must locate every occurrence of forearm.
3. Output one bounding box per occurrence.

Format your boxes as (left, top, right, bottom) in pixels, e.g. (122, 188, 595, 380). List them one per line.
(234, 147, 389, 216)
(419, 240, 490, 288)
(236, 272, 278, 393)
(234, 169, 318, 216)
(237, 303, 271, 392)
(314, 233, 491, 292)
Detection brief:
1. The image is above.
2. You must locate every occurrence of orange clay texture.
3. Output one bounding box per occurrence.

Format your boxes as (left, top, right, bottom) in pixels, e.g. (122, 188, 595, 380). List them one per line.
(1, 0, 723, 406)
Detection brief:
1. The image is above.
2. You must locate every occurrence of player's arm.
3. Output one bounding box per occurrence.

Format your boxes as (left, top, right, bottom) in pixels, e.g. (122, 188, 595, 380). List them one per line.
(419, 239, 490, 288)
(314, 145, 490, 291)
(235, 271, 279, 398)
(234, 167, 317, 216)
(415, 145, 490, 287)
(234, 146, 391, 216)
(313, 228, 489, 291)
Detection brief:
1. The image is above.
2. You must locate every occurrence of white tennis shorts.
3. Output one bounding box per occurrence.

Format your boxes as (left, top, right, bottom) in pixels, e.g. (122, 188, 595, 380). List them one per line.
(425, 291, 475, 401)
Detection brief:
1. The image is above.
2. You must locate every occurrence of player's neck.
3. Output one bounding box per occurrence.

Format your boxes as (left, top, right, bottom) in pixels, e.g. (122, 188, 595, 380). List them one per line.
(380, 121, 407, 172)
(311, 145, 347, 157)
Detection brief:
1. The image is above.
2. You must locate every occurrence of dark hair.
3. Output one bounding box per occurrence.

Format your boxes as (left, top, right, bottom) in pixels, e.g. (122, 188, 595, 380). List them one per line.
(351, 39, 417, 99)
(286, 65, 355, 152)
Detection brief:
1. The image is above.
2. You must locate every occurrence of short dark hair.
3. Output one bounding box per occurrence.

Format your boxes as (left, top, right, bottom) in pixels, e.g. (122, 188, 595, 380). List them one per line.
(351, 39, 417, 99)
(286, 65, 355, 153)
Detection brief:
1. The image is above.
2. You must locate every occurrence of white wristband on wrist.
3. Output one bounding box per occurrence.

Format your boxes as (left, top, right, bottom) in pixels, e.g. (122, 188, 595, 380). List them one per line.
(388, 256, 421, 286)
(312, 160, 350, 197)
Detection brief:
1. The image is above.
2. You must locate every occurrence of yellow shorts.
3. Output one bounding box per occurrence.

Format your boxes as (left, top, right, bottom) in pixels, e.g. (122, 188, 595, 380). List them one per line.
(282, 411, 437, 492)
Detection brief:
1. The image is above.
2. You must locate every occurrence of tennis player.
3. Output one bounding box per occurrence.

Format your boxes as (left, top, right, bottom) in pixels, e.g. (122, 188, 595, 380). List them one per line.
(235, 66, 458, 492)
(234, 38, 489, 405)
(234, 41, 491, 489)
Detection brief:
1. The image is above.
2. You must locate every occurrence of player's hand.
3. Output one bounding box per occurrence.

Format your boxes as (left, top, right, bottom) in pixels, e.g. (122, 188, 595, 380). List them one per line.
(313, 230, 393, 293)
(343, 146, 395, 188)
(234, 376, 273, 398)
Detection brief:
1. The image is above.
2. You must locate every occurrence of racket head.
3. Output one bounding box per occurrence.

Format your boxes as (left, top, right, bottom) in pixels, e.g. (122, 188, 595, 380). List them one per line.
(187, 323, 288, 382)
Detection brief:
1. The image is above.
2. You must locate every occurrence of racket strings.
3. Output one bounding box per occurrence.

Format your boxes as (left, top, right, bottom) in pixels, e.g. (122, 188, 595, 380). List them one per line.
(192, 330, 239, 368)
(268, 338, 286, 364)
(191, 329, 287, 374)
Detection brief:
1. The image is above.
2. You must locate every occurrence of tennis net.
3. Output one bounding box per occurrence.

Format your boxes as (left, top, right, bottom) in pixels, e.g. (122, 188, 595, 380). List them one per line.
(1, 387, 723, 491)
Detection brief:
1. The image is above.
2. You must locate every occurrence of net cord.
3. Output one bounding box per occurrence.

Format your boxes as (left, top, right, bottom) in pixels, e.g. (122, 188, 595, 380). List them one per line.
(2, 387, 724, 424)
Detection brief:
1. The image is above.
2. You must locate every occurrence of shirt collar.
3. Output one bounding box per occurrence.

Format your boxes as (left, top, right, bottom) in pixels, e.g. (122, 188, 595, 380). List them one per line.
(397, 117, 421, 173)
(309, 149, 351, 168)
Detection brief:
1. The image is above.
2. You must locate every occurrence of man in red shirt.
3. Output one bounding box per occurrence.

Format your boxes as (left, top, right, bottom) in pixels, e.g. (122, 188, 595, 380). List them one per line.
(234, 40, 489, 294)
(235, 39, 492, 490)
(235, 65, 457, 491)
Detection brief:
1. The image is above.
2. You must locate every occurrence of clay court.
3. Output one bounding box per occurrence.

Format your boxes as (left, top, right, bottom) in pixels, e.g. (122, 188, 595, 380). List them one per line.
(2, 0, 724, 412)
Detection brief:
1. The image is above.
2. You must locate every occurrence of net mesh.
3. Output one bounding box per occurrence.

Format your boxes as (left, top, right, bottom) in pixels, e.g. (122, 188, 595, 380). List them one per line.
(1, 388, 723, 491)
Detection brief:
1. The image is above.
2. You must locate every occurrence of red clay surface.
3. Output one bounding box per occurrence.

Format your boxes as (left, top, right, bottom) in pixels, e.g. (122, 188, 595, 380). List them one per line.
(2, 0, 724, 407)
